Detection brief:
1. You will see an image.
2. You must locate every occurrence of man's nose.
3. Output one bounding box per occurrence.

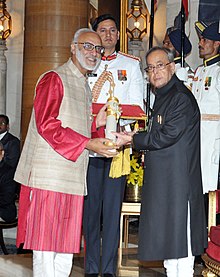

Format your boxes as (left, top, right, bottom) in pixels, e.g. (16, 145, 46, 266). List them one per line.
(199, 38, 204, 46)
(198, 41, 203, 48)
(90, 47, 97, 56)
(152, 67, 159, 73)
(106, 30, 111, 37)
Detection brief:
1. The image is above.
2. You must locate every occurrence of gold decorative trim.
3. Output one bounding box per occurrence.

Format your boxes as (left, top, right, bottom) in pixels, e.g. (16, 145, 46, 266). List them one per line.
(202, 253, 220, 276)
(208, 191, 217, 234)
(120, 0, 128, 53)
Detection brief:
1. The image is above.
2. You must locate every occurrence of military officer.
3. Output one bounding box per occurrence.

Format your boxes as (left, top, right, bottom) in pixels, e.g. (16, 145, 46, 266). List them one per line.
(87, 23, 143, 106)
(163, 27, 194, 89)
(192, 21, 220, 194)
(83, 14, 144, 277)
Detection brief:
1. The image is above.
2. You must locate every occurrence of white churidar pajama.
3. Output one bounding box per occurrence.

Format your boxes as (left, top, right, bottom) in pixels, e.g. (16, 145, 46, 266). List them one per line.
(33, 250, 73, 277)
(163, 203, 195, 277)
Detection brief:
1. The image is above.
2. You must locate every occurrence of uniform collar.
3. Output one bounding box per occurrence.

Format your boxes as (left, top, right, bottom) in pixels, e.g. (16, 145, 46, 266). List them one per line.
(101, 51, 117, 61)
(203, 54, 220, 67)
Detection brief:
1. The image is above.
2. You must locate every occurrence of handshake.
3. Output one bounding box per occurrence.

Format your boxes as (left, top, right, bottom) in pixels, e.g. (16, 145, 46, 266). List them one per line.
(112, 130, 135, 147)
(86, 131, 135, 158)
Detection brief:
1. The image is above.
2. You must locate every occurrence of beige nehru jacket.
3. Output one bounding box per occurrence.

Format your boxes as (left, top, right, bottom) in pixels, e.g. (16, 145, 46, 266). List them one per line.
(14, 59, 91, 196)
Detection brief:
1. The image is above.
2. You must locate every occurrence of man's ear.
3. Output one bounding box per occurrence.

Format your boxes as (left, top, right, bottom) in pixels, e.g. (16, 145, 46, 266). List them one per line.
(170, 62, 176, 75)
(214, 41, 220, 53)
(71, 44, 76, 54)
(117, 31, 120, 41)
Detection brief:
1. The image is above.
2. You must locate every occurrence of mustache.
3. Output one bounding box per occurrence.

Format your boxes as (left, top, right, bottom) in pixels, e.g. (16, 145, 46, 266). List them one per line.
(86, 54, 100, 62)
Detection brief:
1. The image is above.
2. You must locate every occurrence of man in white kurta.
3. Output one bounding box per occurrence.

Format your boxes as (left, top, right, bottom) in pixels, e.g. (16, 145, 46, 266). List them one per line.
(192, 21, 220, 194)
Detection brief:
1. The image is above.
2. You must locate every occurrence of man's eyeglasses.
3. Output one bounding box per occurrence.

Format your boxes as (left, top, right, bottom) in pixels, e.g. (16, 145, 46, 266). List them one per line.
(74, 42, 105, 54)
(144, 62, 172, 73)
(0, 122, 7, 126)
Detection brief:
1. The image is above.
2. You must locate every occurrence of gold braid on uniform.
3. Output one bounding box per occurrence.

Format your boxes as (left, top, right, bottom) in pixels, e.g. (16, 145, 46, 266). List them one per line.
(92, 65, 113, 103)
(92, 65, 130, 178)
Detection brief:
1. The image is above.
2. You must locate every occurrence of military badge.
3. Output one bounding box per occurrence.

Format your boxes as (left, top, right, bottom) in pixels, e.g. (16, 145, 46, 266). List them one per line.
(118, 70, 127, 81)
(204, 76, 211, 90)
(157, 114, 163, 124)
(193, 76, 198, 81)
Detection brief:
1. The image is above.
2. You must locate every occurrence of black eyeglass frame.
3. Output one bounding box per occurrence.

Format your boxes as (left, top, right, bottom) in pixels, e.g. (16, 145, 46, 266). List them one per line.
(74, 42, 105, 54)
(144, 62, 172, 73)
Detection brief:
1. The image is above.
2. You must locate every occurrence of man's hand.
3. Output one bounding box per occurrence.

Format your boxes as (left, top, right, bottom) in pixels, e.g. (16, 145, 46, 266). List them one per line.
(176, 67, 188, 82)
(96, 103, 122, 128)
(96, 104, 107, 128)
(86, 138, 118, 158)
(112, 131, 134, 147)
(0, 149, 4, 162)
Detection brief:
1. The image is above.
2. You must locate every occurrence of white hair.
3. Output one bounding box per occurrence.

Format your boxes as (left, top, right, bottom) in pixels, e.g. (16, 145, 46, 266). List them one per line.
(71, 28, 96, 44)
(146, 46, 174, 66)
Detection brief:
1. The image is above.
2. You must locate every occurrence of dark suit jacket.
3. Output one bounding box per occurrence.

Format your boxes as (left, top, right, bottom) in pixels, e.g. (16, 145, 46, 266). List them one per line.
(0, 132, 20, 222)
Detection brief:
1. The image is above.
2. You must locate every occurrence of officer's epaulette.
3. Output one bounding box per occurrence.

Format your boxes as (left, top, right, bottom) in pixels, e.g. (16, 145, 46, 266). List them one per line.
(118, 51, 141, 61)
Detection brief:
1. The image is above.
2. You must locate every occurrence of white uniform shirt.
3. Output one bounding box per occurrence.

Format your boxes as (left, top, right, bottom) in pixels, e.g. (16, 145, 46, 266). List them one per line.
(192, 55, 220, 193)
(88, 52, 144, 108)
(88, 51, 144, 157)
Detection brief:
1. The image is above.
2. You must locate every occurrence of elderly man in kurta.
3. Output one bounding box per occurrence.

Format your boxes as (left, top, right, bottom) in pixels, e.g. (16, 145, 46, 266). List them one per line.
(14, 28, 118, 277)
(114, 46, 207, 277)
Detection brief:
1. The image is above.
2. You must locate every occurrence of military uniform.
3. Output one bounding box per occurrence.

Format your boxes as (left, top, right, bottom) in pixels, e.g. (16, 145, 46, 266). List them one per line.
(88, 51, 144, 106)
(83, 51, 144, 276)
(192, 54, 220, 193)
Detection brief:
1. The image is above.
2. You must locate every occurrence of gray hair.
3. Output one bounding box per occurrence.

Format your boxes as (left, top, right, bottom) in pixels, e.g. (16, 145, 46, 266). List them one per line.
(71, 28, 96, 44)
(146, 46, 174, 66)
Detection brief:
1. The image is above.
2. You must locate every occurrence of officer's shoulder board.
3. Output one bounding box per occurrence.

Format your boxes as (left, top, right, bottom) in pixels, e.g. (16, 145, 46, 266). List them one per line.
(118, 51, 141, 62)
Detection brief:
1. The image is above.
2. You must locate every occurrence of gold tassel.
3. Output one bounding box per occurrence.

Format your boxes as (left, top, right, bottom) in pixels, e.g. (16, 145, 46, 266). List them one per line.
(122, 146, 131, 175)
(109, 147, 131, 178)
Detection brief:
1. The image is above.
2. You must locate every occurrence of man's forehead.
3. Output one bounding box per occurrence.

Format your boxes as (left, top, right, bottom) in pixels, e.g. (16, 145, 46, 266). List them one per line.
(199, 34, 216, 43)
(147, 50, 168, 63)
(78, 32, 101, 44)
(97, 19, 117, 29)
(198, 34, 204, 40)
